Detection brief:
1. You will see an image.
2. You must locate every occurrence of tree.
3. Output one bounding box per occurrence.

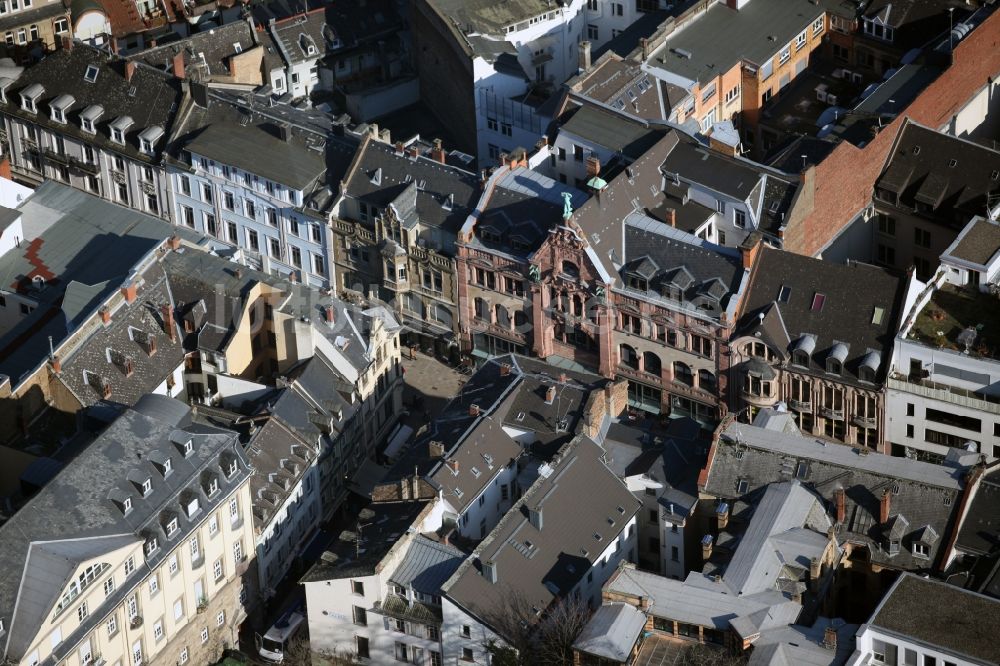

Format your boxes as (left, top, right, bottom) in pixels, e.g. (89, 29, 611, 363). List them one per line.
(677, 643, 749, 666)
(474, 587, 593, 666)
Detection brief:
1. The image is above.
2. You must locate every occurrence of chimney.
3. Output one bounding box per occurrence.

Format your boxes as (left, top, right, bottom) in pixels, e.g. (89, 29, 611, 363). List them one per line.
(168, 234, 181, 251)
(0, 158, 10, 180)
(121, 283, 138, 303)
(61, 35, 72, 51)
(147, 336, 157, 357)
(410, 474, 420, 499)
(160, 304, 176, 342)
(234, 268, 243, 280)
(640, 596, 651, 610)
(171, 51, 185, 79)
(586, 156, 601, 177)
(102, 382, 113, 399)
(666, 208, 676, 227)
(701, 534, 714, 560)
(125, 60, 137, 82)
(640, 37, 649, 60)
(99, 307, 111, 325)
(880, 489, 891, 524)
(482, 559, 498, 584)
(823, 626, 838, 650)
(469, 403, 480, 417)
(446, 459, 459, 473)
(278, 123, 291, 142)
(545, 385, 556, 404)
(324, 305, 335, 326)
(428, 440, 445, 458)
(716, 502, 729, 530)
(740, 235, 762, 270)
(499, 363, 511, 376)
(834, 488, 846, 524)
(431, 138, 446, 164)
(578, 40, 591, 71)
(50, 355, 62, 374)
(809, 556, 821, 581)
(395, 141, 404, 155)
(559, 372, 567, 383)
(124, 357, 134, 377)
(528, 506, 543, 530)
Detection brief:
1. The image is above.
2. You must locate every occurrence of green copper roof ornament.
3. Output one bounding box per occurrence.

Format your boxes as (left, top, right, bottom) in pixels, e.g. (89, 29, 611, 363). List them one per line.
(587, 175, 608, 191)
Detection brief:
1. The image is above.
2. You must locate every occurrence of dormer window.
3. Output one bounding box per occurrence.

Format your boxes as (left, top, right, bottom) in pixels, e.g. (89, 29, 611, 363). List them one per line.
(166, 517, 178, 537)
(185, 496, 200, 517)
(84, 64, 99, 83)
(51, 108, 63, 122)
(123, 497, 133, 513)
(144, 537, 158, 555)
(163, 458, 172, 475)
(138, 125, 164, 156)
(858, 366, 875, 382)
(141, 478, 152, 495)
(111, 128, 124, 143)
(80, 104, 102, 134)
(21, 96, 34, 113)
(109, 115, 134, 145)
(206, 477, 219, 496)
(182, 439, 193, 456)
(226, 459, 238, 477)
(792, 350, 809, 367)
(826, 359, 841, 374)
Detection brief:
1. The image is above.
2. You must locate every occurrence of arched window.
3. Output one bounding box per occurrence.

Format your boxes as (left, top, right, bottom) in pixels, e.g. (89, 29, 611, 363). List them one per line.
(620, 344, 639, 370)
(513, 310, 528, 328)
(474, 297, 488, 321)
(643, 351, 662, 375)
(673, 362, 693, 386)
(572, 295, 584, 317)
(792, 350, 809, 367)
(699, 369, 716, 392)
(494, 304, 511, 328)
(561, 260, 579, 278)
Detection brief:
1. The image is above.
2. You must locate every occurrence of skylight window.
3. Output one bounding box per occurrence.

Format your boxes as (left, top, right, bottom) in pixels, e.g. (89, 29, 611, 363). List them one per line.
(872, 306, 885, 325)
(777, 285, 791, 303)
(948, 158, 958, 168)
(810, 293, 826, 312)
(84, 65, 99, 83)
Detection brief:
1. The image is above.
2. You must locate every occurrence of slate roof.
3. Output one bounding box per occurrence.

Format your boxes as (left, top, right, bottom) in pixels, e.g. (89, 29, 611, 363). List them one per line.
(943, 217, 1000, 267)
(0, 182, 178, 388)
(245, 415, 317, 529)
(569, 57, 679, 121)
(429, 416, 522, 513)
(606, 565, 802, 636)
(747, 619, 857, 666)
(647, 0, 830, 85)
(467, 167, 587, 258)
(270, 9, 330, 65)
(573, 602, 646, 661)
(0, 394, 250, 663)
(737, 246, 907, 386)
(344, 138, 480, 238)
(424, 0, 556, 35)
(300, 500, 430, 582)
(619, 214, 745, 321)
(875, 121, 1000, 225)
(559, 105, 663, 158)
(442, 436, 641, 635)
(130, 20, 257, 80)
(956, 466, 1000, 556)
(703, 416, 964, 572)
(55, 262, 185, 409)
(870, 573, 1000, 665)
(0, 44, 183, 164)
(389, 534, 464, 595)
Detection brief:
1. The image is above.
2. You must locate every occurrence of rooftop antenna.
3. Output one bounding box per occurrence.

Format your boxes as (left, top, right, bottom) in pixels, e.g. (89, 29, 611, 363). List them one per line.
(48, 335, 54, 360)
(801, 154, 808, 170)
(355, 518, 372, 558)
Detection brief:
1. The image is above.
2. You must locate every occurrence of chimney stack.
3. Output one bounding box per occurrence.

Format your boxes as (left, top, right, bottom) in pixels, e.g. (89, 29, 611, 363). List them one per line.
(172, 51, 185, 79)
(431, 138, 446, 164)
(834, 488, 846, 524)
(125, 61, 137, 82)
(578, 40, 591, 71)
(99, 307, 111, 325)
(50, 355, 62, 374)
(499, 363, 511, 376)
(61, 35, 72, 51)
(147, 336, 157, 357)
(880, 489, 891, 524)
(701, 534, 714, 561)
(545, 385, 556, 404)
(586, 156, 601, 177)
(640, 37, 649, 61)
(429, 440, 445, 458)
(482, 559, 498, 584)
(395, 141, 404, 155)
(325, 305, 335, 326)
(121, 283, 138, 304)
(160, 304, 176, 342)
(168, 234, 181, 251)
(823, 626, 837, 650)
(667, 208, 676, 227)
(640, 596, 651, 611)
(716, 502, 730, 530)
(446, 459, 459, 473)
(810, 556, 822, 581)
(469, 404, 481, 417)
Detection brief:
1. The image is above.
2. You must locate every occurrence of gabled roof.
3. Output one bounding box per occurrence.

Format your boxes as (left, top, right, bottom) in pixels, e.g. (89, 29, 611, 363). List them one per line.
(0, 395, 250, 662)
(737, 246, 906, 386)
(129, 20, 258, 80)
(703, 415, 964, 572)
(572, 602, 646, 661)
(390, 534, 464, 595)
(559, 105, 663, 158)
(270, 9, 330, 65)
(442, 437, 641, 634)
(0, 44, 183, 164)
(344, 139, 480, 236)
(429, 416, 522, 513)
(943, 217, 1000, 267)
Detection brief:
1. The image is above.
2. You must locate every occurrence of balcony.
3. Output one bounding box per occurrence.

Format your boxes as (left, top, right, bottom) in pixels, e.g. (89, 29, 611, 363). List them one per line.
(888, 374, 1000, 415)
(43, 148, 70, 165)
(852, 415, 877, 429)
(130, 615, 143, 629)
(617, 364, 663, 387)
(70, 156, 100, 174)
(741, 389, 779, 407)
(819, 407, 845, 421)
(788, 399, 812, 412)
